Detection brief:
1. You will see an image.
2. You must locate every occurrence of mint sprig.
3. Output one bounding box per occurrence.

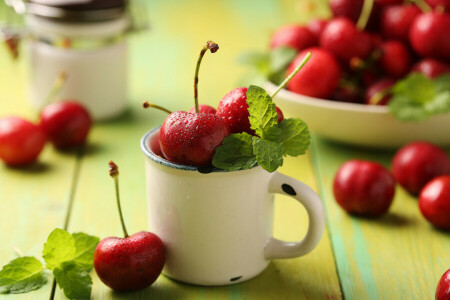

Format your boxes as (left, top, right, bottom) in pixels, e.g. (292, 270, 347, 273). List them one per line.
(389, 74, 450, 121)
(0, 228, 99, 299)
(213, 86, 311, 173)
(238, 47, 297, 85)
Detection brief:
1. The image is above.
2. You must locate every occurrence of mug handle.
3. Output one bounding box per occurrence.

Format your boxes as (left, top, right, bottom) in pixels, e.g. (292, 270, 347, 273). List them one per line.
(265, 171, 326, 259)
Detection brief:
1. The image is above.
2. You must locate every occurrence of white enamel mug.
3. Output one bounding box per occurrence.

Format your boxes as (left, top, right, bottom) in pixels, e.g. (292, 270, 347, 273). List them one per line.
(141, 128, 326, 286)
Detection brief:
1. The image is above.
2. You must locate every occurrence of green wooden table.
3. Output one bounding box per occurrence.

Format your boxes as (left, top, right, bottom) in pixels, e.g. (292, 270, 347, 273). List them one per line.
(1, 0, 449, 299)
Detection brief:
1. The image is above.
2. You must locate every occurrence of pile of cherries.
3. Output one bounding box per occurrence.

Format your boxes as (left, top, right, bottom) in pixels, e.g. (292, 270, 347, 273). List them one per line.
(0, 101, 92, 166)
(271, 0, 450, 104)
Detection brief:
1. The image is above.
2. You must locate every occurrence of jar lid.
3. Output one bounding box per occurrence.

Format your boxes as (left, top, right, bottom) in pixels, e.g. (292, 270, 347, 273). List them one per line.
(27, 0, 127, 22)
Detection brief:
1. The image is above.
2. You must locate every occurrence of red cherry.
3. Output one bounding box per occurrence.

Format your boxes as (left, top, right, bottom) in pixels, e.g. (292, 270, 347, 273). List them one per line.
(410, 12, 450, 61)
(392, 142, 450, 195)
(40, 101, 92, 149)
(159, 111, 229, 166)
(419, 176, 450, 230)
(216, 87, 284, 134)
(0, 117, 47, 166)
(332, 85, 363, 103)
(276, 107, 284, 123)
(320, 18, 373, 63)
(94, 232, 165, 291)
(378, 41, 412, 78)
(426, 0, 450, 11)
(286, 48, 341, 99)
(333, 160, 396, 217)
(329, 0, 381, 31)
(365, 78, 395, 105)
(436, 269, 450, 300)
(94, 162, 165, 291)
(411, 59, 450, 78)
(381, 5, 421, 43)
(376, 0, 403, 4)
(270, 25, 316, 52)
(216, 87, 253, 134)
(306, 19, 328, 43)
(188, 104, 216, 114)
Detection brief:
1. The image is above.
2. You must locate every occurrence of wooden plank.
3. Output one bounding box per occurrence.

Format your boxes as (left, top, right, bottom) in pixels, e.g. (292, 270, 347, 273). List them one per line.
(311, 136, 450, 299)
(0, 40, 79, 298)
(56, 0, 342, 298)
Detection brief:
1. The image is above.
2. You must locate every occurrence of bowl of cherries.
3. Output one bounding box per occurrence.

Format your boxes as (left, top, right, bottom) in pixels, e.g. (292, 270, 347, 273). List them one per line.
(243, 0, 450, 148)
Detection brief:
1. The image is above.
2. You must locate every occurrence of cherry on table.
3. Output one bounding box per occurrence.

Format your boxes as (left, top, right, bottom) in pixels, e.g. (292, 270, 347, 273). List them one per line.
(270, 25, 316, 52)
(411, 59, 450, 78)
(333, 159, 396, 217)
(381, 4, 421, 43)
(94, 161, 165, 291)
(419, 176, 450, 230)
(40, 101, 92, 149)
(286, 47, 341, 99)
(409, 12, 450, 61)
(392, 142, 450, 195)
(0, 117, 47, 166)
(436, 269, 450, 300)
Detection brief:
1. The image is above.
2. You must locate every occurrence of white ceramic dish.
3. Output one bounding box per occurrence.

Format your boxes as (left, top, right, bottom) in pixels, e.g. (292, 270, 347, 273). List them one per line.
(266, 82, 450, 149)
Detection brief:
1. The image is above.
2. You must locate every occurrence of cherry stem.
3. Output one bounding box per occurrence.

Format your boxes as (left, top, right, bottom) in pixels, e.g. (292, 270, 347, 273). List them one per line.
(270, 51, 312, 99)
(194, 41, 219, 113)
(13, 246, 24, 257)
(411, 0, 432, 12)
(142, 101, 172, 114)
(43, 72, 67, 106)
(109, 161, 129, 238)
(357, 0, 374, 30)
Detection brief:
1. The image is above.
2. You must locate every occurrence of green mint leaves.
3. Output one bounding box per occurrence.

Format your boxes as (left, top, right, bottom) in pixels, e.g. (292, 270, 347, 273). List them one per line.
(0, 257, 47, 294)
(389, 74, 450, 121)
(238, 47, 297, 85)
(0, 228, 99, 299)
(213, 85, 310, 172)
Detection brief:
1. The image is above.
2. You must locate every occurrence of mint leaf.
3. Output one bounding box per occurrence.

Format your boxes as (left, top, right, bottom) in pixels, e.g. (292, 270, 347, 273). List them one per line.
(54, 261, 92, 300)
(270, 47, 297, 74)
(434, 75, 450, 93)
(212, 133, 257, 171)
(72, 233, 100, 270)
(0, 257, 47, 294)
(388, 73, 450, 122)
(424, 91, 450, 114)
(246, 85, 278, 137)
(392, 73, 435, 104)
(252, 137, 284, 172)
(43, 228, 76, 270)
(277, 119, 310, 156)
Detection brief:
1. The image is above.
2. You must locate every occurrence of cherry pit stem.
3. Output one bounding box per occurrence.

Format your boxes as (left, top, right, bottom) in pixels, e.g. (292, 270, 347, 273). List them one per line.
(142, 101, 172, 114)
(194, 41, 219, 113)
(357, 0, 374, 30)
(109, 161, 129, 238)
(44, 72, 67, 106)
(270, 51, 312, 99)
(411, 0, 432, 12)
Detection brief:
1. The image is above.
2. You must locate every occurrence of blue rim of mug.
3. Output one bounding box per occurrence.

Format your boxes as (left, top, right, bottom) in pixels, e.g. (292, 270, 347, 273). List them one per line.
(140, 127, 256, 173)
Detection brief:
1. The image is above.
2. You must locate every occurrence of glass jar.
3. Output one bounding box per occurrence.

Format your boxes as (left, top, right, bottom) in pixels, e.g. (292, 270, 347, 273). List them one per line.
(23, 0, 133, 120)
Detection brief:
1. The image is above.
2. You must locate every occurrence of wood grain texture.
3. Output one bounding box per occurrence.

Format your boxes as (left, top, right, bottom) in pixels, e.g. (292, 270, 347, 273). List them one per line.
(311, 136, 450, 300)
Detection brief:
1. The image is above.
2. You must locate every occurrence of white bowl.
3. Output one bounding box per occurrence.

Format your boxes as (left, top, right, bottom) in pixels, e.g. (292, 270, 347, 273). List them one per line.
(266, 82, 450, 149)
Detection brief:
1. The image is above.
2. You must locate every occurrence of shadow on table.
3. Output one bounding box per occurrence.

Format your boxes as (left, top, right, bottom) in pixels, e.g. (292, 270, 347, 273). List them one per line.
(353, 212, 415, 228)
(4, 161, 52, 174)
